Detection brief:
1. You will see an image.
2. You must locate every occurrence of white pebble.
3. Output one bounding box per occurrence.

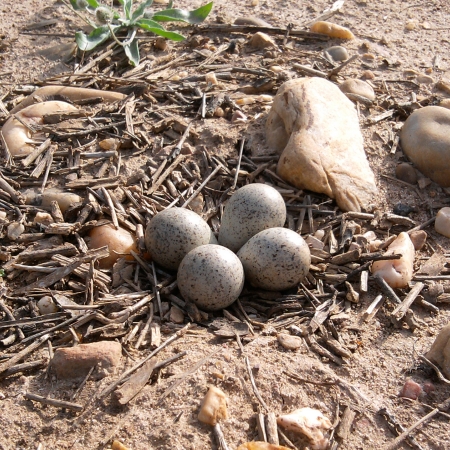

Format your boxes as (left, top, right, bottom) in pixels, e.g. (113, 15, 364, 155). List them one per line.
(435, 207, 450, 238)
(37, 296, 59, 315)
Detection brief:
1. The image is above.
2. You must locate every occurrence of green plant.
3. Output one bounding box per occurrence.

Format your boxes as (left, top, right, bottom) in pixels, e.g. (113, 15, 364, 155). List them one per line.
(68, 0, 213, 66)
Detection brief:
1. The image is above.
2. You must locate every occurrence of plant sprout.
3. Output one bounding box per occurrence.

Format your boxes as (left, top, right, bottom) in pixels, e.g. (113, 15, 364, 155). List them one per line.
(68, 0, 213, 66)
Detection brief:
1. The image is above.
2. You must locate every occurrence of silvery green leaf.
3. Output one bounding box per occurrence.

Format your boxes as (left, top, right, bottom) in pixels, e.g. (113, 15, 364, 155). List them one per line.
(75, 25, 112, 51)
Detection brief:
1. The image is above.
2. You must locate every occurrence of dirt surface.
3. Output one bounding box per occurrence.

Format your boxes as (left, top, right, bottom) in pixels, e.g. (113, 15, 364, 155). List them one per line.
(0, 1, 450, 450)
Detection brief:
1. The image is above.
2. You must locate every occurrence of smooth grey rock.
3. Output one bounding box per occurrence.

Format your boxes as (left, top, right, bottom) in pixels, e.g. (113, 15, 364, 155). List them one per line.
(324, 45, 349, 62)
(266, 77, 377, 212)
(400, 106, 450, 187)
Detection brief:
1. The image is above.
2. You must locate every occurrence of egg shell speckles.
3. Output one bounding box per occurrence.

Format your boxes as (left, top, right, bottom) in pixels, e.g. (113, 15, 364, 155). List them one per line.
(237, 227, 311, 291)
(218, 183, 287, 253)
(145, 207, 217, 271)
(177, 245, 245, 311)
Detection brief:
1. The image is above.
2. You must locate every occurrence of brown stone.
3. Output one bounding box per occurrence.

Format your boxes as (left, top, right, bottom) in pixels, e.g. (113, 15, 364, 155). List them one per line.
(170, 305, 185, 324)
(266, 78, 377, 212)
(248, 32, 277, 49)
(395, 163, 417, 185)
(399, 379, 422, 400)
(400, 106, 450, 187)
(51, 341, 122, 379)
(409, 230, 427, 250)
(277, 333, 303, 351)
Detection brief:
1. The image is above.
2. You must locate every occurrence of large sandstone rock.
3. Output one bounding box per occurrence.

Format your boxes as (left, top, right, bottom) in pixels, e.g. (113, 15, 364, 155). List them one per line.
(266, 77, 377, 212)
(400, 106, 450, 187)
(425, 322, 450, 378)
(51, 341, 122, 379)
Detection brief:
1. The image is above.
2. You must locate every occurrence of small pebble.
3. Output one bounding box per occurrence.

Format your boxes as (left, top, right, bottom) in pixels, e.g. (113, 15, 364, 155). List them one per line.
(361, 70, 375, 80)
(277, 333, 303, 351)
(214, 107, 225, 117)
(33, 212, 54, 227)
(399, 378, 422, 400)
(269, 65, 283, 73)
(405, 21, 417, 31)
(99, 138, 120, 150)
(362, 53, 376, 61)
(112, 441, 130, 450)
(248, 32, 277, 49)
(423, 381, 435, 395)
(198, 386, 228, 426)
(395, 163, 417, 185)
(409, 230, 427, 250)
(170, 306, 185, 324)
(393, 203, 415, 217)
(339, 78, 375, 101)
(7, 222, 24, 240)
(435, 207, 450, 238)
(0, 391, 5, 400)
(436, 80, 450, 95)
(154, 37, 168, 51)
(205, 72, 218, 85)
(324, 45, 349, 62)
(37, 296, 59, 315)
(416, 74, 434, 84)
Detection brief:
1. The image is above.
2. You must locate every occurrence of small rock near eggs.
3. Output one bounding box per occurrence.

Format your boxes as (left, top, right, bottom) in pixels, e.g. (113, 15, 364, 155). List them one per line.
(237, 227, 311, 291)
(88, 224, 137, 269)
(145, 207, 217, 270)
(37, 296, 58, 315)
(177, 245, 245, 311)
(218, 183, 286, 253)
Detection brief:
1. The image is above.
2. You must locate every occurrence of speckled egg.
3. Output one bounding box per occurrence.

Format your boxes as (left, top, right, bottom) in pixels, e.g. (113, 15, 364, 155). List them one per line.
(37, 296, 59, 315)
(145, 207, 217, 270)
(177, 245, 245, 311)
(237, 227, 311, 291)
(218, 183, 286, 252)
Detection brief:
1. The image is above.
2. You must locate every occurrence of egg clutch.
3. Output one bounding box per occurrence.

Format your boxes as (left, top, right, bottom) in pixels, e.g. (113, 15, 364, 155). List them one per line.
(145, 183, 311, 311)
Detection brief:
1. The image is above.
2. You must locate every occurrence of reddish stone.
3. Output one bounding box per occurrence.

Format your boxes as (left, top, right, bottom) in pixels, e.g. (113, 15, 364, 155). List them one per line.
(423, 381, 435, 395)
(51, 341, 122, 380)
(399, 378, 422, 400)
